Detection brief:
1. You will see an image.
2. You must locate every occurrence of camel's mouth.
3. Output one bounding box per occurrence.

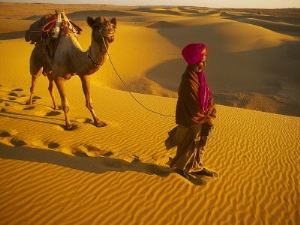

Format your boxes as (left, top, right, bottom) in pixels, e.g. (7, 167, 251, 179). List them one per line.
(106, 35, 114, 43)
(104, 32, 114, 37)
(102, 32, 114, 42)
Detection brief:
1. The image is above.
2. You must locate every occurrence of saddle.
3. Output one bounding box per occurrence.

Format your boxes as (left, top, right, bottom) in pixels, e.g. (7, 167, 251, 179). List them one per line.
(25, 10, 82, 44)
(25, 11, 82, 65)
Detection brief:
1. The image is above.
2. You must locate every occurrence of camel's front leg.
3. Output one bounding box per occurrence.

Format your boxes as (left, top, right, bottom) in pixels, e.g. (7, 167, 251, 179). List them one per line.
(55, 76, 72, 130)
(46, 72, 58, 110)
(80, 75, 105, 127)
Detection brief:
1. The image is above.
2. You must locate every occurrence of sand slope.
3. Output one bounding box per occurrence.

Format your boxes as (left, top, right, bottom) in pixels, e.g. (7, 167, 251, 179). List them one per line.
(0, 3, 299, 225)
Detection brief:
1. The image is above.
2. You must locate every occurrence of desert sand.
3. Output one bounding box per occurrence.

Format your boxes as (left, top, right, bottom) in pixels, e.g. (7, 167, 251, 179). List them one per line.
(0, 2, 299, 225)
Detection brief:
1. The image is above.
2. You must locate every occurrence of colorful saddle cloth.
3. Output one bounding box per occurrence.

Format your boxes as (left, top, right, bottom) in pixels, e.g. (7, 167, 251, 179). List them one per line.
(25, 10, 82, 44)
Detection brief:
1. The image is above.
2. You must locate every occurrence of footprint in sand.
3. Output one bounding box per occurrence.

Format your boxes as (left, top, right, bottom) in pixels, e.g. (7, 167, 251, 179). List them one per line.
(7, 91, 20, 101)
(0, 131, 11, 137)
(23, 106, 35, 110)
(72, 145, 113, 157)
(10, 137, 26, 147)
(85, 145, 113, 157)
(8, 92, 18, 97)
(45, 111, 61, 116)
(83, 118, 93, 124)
(74, 117, 107, 127)
(48, 142, 60, 149)
(72, 150, 89, 157)
(30, 96, 42, 104)
(75, 117, 93, 124)
(11, 88, 23, 92)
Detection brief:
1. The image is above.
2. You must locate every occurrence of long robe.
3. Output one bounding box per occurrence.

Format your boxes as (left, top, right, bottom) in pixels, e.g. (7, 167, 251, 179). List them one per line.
(167, 66, 215, 172)
(176, 66, 214, 127)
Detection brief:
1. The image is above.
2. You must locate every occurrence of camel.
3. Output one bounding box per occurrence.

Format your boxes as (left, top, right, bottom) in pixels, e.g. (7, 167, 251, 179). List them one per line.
(27, 13, 116, 130)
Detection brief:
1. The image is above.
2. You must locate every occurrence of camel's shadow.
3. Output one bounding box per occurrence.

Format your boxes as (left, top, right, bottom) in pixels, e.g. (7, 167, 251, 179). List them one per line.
(0, 143, 210, 186)
(0, 143, 172, 178)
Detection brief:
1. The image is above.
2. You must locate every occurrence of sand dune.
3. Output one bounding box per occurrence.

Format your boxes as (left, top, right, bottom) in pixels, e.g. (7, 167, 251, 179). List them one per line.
(0, 3, 299, 225)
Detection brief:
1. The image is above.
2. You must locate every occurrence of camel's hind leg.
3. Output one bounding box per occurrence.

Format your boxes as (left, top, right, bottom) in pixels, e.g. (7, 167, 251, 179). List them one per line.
(54, 76, 72, 130)
(27, 67, 43, 105)
(45, 71, 58, 110)
(80, 75, 105, 127)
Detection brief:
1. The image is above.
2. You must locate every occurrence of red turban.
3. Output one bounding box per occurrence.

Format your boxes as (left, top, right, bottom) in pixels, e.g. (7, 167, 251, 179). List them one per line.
(182, 43, 207, 65)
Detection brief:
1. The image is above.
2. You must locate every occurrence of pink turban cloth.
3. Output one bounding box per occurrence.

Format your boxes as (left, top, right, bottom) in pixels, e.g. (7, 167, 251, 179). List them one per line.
(182, 43, 207, 65)
(182, 43, 211, 112)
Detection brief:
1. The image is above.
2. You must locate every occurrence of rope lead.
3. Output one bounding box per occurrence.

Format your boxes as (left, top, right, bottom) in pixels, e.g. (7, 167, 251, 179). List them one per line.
(101, 34, 175, 118)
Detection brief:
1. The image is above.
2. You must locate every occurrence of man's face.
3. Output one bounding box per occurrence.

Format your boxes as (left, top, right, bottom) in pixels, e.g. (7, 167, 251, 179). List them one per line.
(198, 55, 207, 68)
(195, 55, 207, 72)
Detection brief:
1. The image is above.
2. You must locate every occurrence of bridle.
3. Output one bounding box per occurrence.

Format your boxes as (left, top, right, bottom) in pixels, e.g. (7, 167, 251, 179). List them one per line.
(87, 24, 115, 67)
(87, 46, 101, 67)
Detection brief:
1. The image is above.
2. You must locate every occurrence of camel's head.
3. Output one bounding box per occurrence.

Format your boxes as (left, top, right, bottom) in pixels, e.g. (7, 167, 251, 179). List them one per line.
(87, 16, 116, 43)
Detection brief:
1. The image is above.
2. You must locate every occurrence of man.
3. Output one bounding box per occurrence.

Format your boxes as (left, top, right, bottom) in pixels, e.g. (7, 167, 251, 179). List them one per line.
(165, 43, 217, 180)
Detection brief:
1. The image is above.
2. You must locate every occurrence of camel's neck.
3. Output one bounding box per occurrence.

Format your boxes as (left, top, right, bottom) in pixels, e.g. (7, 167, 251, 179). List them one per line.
(56, 33, 110, 76)
(88, 38, 109, 67)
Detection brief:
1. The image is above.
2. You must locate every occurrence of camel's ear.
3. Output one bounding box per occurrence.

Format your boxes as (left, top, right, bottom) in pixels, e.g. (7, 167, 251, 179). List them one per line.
(111, 18, 117, 28)
(87, 16, 95, 27)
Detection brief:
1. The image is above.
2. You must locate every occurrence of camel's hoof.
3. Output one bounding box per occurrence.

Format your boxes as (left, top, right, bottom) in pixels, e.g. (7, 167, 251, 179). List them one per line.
(95, 120, 106, 127)
(26, 101, 32, 106)
(65, 124, 73, 130)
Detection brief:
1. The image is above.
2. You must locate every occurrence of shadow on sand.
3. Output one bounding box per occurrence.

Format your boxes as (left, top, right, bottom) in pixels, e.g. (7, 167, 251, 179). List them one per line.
(0, 142, 208, 186)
